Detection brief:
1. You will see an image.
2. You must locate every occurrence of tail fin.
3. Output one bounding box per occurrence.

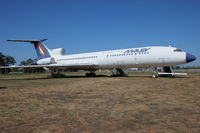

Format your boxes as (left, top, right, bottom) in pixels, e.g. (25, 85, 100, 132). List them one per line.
(7, 39, 51, 60)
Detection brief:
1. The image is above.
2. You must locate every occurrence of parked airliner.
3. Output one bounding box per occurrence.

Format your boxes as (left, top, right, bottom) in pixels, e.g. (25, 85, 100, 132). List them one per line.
(3, 39, 196, 78)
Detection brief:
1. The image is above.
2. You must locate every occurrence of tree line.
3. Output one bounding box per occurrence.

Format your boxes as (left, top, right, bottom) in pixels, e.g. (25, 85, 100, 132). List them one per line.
(0, 52, 36, 66)
(0, 52, 45, 74)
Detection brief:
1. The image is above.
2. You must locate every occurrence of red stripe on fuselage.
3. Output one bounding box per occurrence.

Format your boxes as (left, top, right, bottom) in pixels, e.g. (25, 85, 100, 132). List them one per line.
(39, 43, 46, 55)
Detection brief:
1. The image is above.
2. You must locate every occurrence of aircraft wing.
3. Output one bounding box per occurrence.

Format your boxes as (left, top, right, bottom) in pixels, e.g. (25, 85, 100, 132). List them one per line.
(0, 62, 99, 70)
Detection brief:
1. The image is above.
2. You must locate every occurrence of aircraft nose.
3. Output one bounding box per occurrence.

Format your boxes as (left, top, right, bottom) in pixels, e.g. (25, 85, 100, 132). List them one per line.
(186, 53, 196, 63)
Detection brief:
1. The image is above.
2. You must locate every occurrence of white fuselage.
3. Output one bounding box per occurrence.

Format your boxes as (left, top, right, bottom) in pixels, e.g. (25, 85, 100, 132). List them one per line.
(53, 46, 186, 69)
(6, 39, 196, 73)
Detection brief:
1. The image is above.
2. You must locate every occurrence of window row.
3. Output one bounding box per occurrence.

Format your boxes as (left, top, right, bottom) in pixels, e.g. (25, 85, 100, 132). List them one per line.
(107, 52, 149, 57)
(58, 56, 98, 61)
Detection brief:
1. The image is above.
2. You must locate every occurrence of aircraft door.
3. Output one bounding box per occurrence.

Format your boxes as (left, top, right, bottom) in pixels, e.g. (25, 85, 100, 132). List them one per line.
(158, 57, 170, 66)
(104, 54, 111, 67)
(134, 57, 138, 67)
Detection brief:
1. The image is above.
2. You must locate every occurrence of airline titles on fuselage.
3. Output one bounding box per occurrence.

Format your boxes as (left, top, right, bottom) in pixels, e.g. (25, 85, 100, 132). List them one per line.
(123, 48, 151, 54)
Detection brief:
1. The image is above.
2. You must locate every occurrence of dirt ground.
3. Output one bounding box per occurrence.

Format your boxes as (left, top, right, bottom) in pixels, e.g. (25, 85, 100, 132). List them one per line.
(0, 72, 200, 133)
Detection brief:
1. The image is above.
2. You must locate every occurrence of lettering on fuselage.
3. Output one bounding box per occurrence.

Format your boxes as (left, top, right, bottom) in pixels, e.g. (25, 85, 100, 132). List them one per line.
(123, 48, 151, 54)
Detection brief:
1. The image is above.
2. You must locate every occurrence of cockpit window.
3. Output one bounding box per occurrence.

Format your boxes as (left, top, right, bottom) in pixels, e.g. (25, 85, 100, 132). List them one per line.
(174, 48, 182, 52)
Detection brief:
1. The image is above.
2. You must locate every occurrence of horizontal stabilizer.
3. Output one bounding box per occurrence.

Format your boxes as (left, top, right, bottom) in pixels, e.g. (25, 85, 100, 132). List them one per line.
(7, 39, 48, 44)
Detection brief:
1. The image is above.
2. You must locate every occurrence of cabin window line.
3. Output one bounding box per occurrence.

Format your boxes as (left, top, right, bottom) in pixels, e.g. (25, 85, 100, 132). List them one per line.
(58, 51, 151, 61)
(58, 51, 152, 61)
(57, 55, 98, 61)
(105, 52, 151, 58)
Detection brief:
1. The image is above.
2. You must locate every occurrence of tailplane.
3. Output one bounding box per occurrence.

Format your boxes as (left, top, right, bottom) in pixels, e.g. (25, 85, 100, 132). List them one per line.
(7, 39, 55, 65)
(7, 39, 50, 59)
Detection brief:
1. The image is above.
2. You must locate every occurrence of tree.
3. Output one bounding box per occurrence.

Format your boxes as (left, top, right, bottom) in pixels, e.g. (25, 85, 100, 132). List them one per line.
(19, 60, 26, 66)
(26, 58, 35, 65)
(20, 58, 35, 66)
(0, 52, 16, 74)
(0, 52, 3, 65)
(0, 52, 16, 66)
(4, 56, 16, 66)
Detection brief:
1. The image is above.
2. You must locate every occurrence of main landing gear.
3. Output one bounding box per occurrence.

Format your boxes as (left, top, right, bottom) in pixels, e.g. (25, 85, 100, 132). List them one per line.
(152, 74, 158, 78)
(111, 68, 128, 77)
(51, 71, 65, 78)
(85, 70, 96, 77)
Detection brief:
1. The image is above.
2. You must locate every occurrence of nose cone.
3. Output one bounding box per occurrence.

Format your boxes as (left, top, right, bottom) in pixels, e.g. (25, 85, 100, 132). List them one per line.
(186, 53, 196, 63)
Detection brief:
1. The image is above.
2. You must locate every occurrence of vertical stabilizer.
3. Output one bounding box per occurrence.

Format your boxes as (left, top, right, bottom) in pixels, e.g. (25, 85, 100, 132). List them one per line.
(34, 40, 51, 59)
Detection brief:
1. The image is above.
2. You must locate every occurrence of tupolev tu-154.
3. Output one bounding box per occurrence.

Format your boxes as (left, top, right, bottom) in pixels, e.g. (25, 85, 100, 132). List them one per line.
(1, 39, 196, 78)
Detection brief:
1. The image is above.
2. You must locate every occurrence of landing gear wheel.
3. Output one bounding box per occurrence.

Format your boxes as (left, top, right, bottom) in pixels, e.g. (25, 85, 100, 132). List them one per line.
(168, 74, 175, 78)
(51, 73, 65, 78)
(91, 73, 96, 77)
(152, 74, 158, 78)
(85, 73, 89, 77)
(85, 73, 96, 77)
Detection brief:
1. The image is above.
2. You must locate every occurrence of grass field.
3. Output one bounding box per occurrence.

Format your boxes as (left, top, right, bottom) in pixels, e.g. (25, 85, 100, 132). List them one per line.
(0, 72, 200, 133)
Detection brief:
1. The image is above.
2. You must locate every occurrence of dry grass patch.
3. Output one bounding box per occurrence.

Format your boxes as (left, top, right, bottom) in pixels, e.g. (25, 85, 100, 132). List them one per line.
(0, 72, 200, 132)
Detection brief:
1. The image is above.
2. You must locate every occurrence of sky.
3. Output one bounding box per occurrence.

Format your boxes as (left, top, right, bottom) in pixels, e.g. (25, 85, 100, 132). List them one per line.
(0, 0, 199, 66)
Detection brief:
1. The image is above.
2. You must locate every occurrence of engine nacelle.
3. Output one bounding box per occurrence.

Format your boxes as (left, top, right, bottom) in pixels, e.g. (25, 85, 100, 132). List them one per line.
(37, 57, 55, 65)
(51, 48, 65, 56)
